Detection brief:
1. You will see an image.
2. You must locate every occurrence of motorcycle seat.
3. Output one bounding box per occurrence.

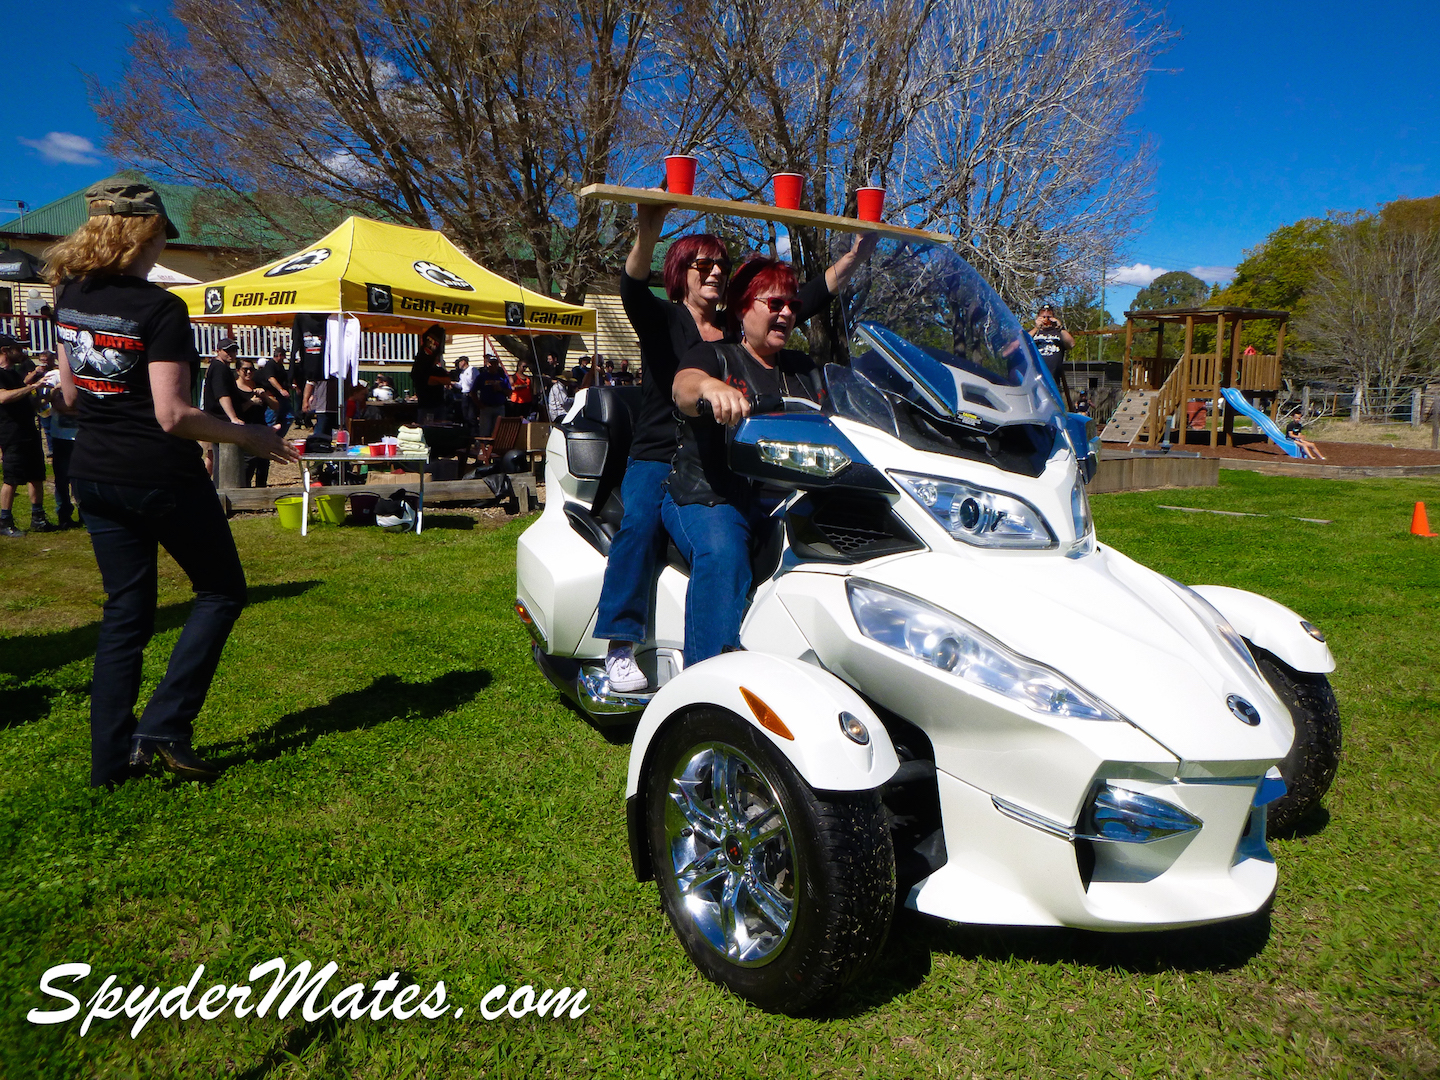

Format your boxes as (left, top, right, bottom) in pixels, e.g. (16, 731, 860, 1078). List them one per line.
(563, 387, 639, 517)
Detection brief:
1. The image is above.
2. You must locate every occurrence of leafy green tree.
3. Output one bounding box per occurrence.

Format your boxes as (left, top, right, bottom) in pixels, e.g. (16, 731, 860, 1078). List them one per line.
(1133, 270, 1208, 311)
(1211, 216, 1339, 354)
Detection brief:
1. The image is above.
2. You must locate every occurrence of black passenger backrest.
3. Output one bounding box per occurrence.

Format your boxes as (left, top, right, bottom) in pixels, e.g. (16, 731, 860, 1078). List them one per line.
(580, 386, 636, 515)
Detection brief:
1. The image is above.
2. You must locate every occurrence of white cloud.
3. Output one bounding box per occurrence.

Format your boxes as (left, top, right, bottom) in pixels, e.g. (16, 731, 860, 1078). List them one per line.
(1188, 265, 1235, 283)
(776, 232, 792, 259)
(18, 131, 103, 166)
(1107, 262, 1164, 287)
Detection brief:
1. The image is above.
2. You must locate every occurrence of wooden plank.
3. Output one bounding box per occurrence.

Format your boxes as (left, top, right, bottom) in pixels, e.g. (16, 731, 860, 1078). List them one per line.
(1225, 319, 1244, 446)
(578, 183, 954, 244)
(1210, 315, 1224, 447)
(1122, 319, 1135, 391)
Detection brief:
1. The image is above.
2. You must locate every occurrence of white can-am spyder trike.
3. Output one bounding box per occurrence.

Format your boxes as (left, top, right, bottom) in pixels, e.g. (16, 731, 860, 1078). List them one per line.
(515, 242, 1340, 1014)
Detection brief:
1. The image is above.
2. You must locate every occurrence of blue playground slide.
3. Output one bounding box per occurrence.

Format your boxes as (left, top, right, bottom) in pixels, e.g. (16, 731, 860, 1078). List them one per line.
(1220, 387, 1304, 458)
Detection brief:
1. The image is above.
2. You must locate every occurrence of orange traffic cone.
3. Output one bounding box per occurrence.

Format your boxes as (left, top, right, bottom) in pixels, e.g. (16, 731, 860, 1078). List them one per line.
(1412, 502, 1438, 537)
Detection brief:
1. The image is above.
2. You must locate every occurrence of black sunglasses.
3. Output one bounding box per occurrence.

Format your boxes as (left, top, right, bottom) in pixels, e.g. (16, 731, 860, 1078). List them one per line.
(756, 295, 802, 314)
(689, 257, 732, 276)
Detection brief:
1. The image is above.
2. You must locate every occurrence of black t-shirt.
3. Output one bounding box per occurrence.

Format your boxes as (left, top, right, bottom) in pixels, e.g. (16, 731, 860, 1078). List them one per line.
(1284, 419, 1303, 438)
(620, 270, 832, 463)
(478, 367, 510, 406)
(203, 359, 237, 417)
(56, 275, 207, 487)
(1031, 328, 1069, 379)
(410, 353, 449, 409)
(667, 343, 822, 508)
(292, 313, 327, 386)
(0, 359, 38, 444)
(258, 357, 291, 400)
(234, 381, 268, 425)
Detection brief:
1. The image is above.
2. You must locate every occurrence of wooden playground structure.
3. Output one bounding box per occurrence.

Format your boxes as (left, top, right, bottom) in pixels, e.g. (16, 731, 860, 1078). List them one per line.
(1100, 306, 1290, 447)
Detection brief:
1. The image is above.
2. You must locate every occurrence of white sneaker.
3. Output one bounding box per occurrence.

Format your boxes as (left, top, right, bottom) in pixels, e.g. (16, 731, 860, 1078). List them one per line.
(604, 649, 648, 692)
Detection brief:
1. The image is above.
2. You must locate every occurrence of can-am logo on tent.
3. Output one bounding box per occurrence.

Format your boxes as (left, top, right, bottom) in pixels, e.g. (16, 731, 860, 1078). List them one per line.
(204, 287, 225, 315)
(366, 283, 393, 314)
(264, 248, 331, 277)
(505, 301, 525, 327)
(413, 261, 474, 291)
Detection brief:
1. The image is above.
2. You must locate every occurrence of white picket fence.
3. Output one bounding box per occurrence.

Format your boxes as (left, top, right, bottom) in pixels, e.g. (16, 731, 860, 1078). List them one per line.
(189, 324, 419, 363)
(2, 315, 418, 365)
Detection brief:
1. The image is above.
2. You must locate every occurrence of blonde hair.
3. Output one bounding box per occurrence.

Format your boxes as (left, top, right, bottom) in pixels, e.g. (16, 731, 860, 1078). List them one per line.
(44, 214, 168, 285)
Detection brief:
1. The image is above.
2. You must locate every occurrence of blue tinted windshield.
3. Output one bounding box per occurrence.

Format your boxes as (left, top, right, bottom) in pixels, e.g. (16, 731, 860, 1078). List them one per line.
(837, 243, 1064, 430)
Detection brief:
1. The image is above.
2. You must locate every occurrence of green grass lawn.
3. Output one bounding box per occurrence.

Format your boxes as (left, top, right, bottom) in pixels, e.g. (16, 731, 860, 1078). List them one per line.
(2, 472, 1437, 1078)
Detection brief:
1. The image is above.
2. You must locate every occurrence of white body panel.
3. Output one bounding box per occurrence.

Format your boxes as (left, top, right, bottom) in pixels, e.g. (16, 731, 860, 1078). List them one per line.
(1192, 585, 1336, 674)
(626, 652, 901, 796)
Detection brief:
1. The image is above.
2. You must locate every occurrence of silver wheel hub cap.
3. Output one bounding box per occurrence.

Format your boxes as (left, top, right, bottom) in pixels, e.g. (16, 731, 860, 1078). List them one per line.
(664, 742, 797, 966)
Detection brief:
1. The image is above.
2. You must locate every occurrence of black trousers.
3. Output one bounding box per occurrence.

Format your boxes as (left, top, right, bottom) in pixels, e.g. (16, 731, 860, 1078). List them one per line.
(75, 479, 247, 786)
(51, 437, 76, 519)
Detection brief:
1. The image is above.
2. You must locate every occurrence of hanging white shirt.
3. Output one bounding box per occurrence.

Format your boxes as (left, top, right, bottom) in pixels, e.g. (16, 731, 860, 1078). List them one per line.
(324, 314, 361, 383)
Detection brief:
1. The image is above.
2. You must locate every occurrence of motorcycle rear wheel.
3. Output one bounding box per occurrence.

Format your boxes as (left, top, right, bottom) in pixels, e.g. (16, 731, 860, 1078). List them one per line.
(645, 708, 894, 1015)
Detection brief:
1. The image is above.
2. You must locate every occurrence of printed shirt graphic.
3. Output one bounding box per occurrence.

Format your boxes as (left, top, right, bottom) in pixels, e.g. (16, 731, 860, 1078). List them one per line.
(1031, 329, 1068, 377)
(57, 276, 208, 487)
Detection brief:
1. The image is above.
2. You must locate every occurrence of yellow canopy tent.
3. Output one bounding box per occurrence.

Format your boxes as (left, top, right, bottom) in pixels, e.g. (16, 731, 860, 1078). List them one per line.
(173, 216, 595, 336)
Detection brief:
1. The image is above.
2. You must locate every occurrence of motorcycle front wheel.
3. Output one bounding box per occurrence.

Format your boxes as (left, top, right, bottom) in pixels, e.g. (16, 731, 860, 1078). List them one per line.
(1253, 645, 1342, 836)
(645, 708, 895, 1015)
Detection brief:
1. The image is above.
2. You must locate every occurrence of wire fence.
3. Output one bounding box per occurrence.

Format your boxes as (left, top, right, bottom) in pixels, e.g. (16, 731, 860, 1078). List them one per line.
(1283, 381, 1438, 425)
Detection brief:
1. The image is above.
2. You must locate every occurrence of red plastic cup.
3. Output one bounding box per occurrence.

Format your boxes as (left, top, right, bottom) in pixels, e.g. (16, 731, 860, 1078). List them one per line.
(665, 155, 698, 196)
(855, 187, 886, 222)
(772, 173, 805, 210)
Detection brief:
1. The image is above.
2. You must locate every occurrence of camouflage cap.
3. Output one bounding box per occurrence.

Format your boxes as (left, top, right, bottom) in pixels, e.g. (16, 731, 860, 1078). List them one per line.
(83, 175, 180, 239)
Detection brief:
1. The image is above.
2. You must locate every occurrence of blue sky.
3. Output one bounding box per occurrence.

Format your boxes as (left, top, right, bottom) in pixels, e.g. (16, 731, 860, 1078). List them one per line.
(4, 0, 1438, 316)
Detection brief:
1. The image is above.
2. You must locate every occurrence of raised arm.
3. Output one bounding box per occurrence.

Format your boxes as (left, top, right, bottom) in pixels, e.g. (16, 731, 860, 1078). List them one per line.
(624, 200, 672, 283)
(824, 231, 879, 295)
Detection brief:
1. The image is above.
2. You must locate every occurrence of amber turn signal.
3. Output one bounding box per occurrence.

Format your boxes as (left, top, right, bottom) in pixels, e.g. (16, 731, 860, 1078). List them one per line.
(739, 687, 794, 741)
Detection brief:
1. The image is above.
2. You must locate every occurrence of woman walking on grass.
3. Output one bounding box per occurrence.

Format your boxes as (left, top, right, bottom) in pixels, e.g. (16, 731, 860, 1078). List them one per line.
(49, 176, 298, 788)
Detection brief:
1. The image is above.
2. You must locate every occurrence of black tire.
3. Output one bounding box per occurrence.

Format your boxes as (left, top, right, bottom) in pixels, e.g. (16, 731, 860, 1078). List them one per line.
(645, 709, 895, 1015)
(1252, 645, 1342, 836)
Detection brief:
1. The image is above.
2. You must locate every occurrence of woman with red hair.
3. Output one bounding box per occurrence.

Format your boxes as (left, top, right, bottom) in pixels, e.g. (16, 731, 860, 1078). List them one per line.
(595, 199, 871, 690)
(662, 257, 828, 665)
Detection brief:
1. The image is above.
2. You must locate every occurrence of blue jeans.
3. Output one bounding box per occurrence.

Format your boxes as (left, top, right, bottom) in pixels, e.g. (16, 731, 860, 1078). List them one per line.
(594, 459, 673, 646)
(76, 479, 247, 786)
(661, 496, 755, 667)
(264, 406, 292, 439)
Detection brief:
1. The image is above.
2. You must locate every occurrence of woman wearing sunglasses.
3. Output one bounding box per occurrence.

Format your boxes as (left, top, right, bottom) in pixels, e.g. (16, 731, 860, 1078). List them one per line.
(662, 257, 821, 666)
(597, 200, 871, 691)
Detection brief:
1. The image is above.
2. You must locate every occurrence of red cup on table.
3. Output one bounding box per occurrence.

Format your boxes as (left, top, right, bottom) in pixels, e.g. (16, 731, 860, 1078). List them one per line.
(772, 173, 805, 210)
(664, 155, 698, 196)
(855, 187, 886, 222)
(292, 438, 307, 456)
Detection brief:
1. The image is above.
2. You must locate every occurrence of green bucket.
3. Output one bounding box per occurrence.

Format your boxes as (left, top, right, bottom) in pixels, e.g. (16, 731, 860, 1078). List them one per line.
(275, 495, 304, 530)
(315, 493, 348, 526)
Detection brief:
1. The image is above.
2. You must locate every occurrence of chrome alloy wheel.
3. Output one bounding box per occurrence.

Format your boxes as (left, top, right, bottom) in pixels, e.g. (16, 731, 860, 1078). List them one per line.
(663, 742, 798, 966)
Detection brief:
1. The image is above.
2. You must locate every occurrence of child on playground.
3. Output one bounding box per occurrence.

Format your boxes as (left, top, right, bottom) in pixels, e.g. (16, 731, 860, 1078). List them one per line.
(1284, 412, 1326, 460)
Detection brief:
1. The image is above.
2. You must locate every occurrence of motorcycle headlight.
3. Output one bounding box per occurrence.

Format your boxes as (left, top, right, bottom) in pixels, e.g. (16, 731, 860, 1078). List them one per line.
(891, 471, 1056, 550)
(847, 580, 1124, 721)
(757, 439, 851, 477)
(1166, 580, 1262, 680)
(1068, 472, 1095, 556)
